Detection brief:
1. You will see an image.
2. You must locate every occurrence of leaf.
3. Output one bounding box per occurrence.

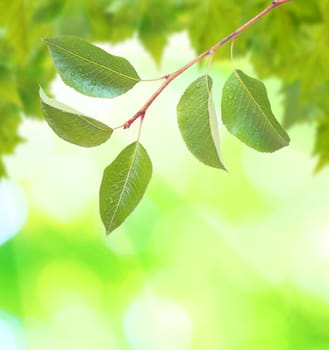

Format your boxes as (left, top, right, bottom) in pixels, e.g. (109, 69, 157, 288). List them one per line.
(221, 69, 290, 152)
(99, 142, 152, 234)
(313, 120, 329, 173)
(187, 1, 243, 60)
(177, 75, 226, 169)
(0, 159, 6, 178)
(40, 88, 113, 147)
(44, 35, 141, 98)
(0, 101, 23, 178)
(32, 0, 64, 24)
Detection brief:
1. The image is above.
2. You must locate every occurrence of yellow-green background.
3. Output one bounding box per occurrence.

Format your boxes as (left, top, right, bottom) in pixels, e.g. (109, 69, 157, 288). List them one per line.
(1, 33, 329, 349)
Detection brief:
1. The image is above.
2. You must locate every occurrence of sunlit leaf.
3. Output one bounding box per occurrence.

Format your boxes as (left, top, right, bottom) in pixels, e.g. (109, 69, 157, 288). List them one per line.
(313, 120, 329, 172)
(0, 159, 6, 178)
(40, 88, 113, 147)
(0, 102, 23, 178)
(32, 0, 64, 24)
(0, 64, 21, 107)
(99, 142, 152, 234)
(177, 75, 225, 169)
(44, 36, 141, 98)
(221, 69, 290, 152)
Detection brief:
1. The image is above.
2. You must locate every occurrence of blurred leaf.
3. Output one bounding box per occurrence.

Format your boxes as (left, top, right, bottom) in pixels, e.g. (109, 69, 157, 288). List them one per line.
(313, 120, 329, 172)
(0, 102, 23, 175)
(187, 0, 243, 59)
(105, 0, 188, 62)
(44, 35, 141, 98)
(17, 47, 56, 118)
(40, 88, 112, 147)
(221, 69, 290, 152)
(138, 14, 168, 65)
(281, 81, 304, 129)
(281, 81, 319, 129)
(32, 0, 64, 24)
(177, 75, 225, 169)
(0, 64, 21, 107)
(0, 159, 5, 177)
(100, 142, 152, 234)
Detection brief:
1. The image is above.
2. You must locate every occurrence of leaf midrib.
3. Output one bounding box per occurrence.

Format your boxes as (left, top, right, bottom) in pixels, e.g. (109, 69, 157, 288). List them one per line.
(47, 40, 140, 83)
(108, 142, 140, 231)
(235, 70, 287, 144)
(78, 115, 111, 132)
(43, 100, 111, 132)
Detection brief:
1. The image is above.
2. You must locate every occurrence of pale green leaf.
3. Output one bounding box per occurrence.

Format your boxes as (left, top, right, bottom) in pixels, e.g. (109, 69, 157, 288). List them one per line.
(40, 88, 113, 147)
(99, 142, 152, 234)
(44, 36, 141, 98)
(221, 69, 290, 152)
(177, 75, 225, 169)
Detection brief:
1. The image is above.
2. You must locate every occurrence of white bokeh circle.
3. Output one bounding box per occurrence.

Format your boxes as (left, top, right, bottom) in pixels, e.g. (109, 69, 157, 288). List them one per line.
(0, 311, 25, 350)
(123, 295, 192, 350)
(0, 180, 28, 245)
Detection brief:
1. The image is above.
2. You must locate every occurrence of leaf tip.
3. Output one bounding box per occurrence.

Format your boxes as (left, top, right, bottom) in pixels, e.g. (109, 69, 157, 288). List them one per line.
(42, 37, 51, 46)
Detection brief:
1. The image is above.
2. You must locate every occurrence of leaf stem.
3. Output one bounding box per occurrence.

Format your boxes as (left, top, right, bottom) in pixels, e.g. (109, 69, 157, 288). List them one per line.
(123, 0, 292, 129)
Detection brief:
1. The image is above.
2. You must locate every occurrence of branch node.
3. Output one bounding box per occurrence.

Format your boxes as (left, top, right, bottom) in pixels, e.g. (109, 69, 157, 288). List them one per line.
(123, 121, 131, 129)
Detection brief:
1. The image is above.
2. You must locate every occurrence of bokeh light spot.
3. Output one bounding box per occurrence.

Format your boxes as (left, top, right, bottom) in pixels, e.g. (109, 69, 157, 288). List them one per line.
(123, 295, 192, 350)
(0, 180, 28, 245)
(4, 119, 54, 180)
(242, 147, 312, 196)
(29, 153, 97, 221)
(36, 259, 103, 312)
(0, 311, 25, 350)
(292, 224, 329, 300)
(49, 302, 119, 350)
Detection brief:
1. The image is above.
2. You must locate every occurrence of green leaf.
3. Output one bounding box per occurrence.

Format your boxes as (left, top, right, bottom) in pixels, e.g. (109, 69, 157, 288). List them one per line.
(40, 88, 113, 147)
(99, 142, 152, 234)
(0, 159, 6, 178)
(177, 75, 225, 169)
(221, 69, 290, 152)
(313, 120, 329, 172)
(44, 35, 141, 98)
(0, 101, 23, 179)
(32, 0, 64, 24)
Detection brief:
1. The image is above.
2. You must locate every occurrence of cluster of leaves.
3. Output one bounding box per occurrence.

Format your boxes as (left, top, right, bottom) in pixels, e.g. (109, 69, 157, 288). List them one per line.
(39, 35, 289, 233)
(0, 0, 328, 177)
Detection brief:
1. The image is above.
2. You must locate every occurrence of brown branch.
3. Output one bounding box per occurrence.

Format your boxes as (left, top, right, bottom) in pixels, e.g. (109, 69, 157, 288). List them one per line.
(123, 0, 292, 129)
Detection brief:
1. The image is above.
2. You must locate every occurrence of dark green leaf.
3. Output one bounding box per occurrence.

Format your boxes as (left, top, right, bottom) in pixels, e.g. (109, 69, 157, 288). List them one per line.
(40, 88, 113, 147)
(99, 142, 152, 234)
(44, 36, 141, 98)
(177, 75, 225, 169)
(221, 69, 290, 152)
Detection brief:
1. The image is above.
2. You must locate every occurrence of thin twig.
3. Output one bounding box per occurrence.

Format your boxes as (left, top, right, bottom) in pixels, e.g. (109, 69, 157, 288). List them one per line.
(123, 0, 292, 129)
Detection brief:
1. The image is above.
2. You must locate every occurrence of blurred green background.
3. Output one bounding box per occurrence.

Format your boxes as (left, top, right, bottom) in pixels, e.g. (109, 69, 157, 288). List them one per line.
(1, 1, 329, 349)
